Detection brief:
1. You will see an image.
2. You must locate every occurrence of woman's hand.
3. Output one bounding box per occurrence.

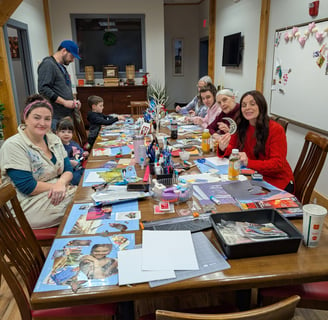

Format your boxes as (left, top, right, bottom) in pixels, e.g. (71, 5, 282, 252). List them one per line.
(192, 116, 203, 125)
(218, 132, 231, 151)
(239, 152, 248, 167)
(48, 180, 67, 206)
(188, 110, 196, 117)
(218, 122, 230, 133)
(175, 105, 181, 112)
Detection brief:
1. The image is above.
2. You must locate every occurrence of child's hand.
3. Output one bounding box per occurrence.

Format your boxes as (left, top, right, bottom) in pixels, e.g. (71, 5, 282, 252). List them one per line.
(70, 160, 79, 168)
(82, 151, 89, 158)
(118, 115, 126, 121)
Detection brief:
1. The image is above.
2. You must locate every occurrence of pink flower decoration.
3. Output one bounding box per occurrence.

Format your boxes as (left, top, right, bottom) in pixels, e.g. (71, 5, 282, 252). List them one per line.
(308, 22, 316, 32)
(284, 31, 290, 42)
(292, 26, 298, 36)
(298, 36, 306, 47)
(315, 32, 324, 43)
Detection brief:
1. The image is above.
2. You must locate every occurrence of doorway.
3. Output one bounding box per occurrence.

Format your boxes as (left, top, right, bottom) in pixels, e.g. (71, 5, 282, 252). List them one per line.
(4, 19, 35, 123)
(199, 37, 209, 78)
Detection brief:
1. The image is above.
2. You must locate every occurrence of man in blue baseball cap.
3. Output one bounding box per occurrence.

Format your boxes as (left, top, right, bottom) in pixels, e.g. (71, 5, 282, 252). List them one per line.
(59, 40, 81, 60)
(38, 40, 82, 130)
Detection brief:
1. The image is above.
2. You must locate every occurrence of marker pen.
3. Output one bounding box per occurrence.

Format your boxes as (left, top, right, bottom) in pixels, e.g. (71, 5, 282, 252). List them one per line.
(210, 196, 221, 205)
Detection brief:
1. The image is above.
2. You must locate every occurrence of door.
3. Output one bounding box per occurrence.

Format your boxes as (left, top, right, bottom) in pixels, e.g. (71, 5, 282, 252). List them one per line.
(199, 37, 209, 78)
(4, 19, 35, 124)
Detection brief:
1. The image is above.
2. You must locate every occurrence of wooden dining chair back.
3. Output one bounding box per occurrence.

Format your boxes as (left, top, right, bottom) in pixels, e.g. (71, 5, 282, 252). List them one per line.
(155, 295, 300, 320)
(293, 131, 328, 204)
(259, 281, 328, 311)
(269, 115, 289, 132)
(0, 183, 46, 320)
(0, 182, 117, 320)
(130, 100, 149, 116)
(72, 108, 89, 149)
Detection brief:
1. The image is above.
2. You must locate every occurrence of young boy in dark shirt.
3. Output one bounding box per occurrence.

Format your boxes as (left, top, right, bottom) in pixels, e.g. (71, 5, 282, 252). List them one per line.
(87, 95, 126, 147)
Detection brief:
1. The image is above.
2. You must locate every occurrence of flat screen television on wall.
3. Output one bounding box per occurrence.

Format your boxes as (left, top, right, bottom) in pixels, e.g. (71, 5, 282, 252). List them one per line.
(222, 32, 242, 67)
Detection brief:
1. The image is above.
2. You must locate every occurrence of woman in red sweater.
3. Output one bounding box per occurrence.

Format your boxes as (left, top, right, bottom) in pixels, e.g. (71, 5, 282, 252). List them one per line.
(217, 90, 294, 192)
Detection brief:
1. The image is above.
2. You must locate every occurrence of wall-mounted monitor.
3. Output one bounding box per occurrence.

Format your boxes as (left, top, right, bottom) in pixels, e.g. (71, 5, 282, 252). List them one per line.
(222, 32, 242, 67)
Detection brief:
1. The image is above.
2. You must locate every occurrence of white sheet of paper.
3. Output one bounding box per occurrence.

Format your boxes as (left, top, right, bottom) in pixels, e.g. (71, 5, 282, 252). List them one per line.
(205, 156, 229, 166)
(118, 248, 176, 285)
(84, 171, 105, 183)
(142, 230, 199, 271)
(181, 173, 221, 183)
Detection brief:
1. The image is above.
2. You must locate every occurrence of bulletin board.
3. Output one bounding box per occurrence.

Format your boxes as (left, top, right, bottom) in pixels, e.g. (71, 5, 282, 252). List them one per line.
(270, 18, 328, 134)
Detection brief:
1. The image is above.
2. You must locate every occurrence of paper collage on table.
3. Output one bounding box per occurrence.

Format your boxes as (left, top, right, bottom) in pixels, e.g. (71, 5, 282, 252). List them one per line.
(33, 234, 135, 293)
(61, 202, 139, 236)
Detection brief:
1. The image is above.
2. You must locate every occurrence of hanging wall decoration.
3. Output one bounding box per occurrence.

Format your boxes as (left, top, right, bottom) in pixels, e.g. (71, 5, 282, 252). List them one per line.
(103, 16, 117, 46)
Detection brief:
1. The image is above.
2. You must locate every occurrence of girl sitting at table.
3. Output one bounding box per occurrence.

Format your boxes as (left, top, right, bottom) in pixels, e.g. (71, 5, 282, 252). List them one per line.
(0, 94, 77, 229)
(56, 117, 89, 185)
(217, 90, 294, 192)
(192, 83, 222, 128)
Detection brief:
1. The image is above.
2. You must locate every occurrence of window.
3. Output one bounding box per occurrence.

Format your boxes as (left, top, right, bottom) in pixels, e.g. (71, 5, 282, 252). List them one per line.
(71, 14, 146, 78)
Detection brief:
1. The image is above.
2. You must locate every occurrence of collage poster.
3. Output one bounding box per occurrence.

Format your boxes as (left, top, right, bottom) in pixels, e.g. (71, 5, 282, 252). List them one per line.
(61, 202, 140, 236)
(34, 234, 135, 293)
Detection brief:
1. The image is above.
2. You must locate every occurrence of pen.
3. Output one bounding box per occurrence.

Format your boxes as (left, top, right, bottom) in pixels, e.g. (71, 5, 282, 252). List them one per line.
(210, 196, 221, 205)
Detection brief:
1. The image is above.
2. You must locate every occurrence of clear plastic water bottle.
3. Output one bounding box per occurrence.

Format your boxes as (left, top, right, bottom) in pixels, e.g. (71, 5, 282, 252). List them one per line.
(133, 135, 144, 163)
(228, 148, 240, 180)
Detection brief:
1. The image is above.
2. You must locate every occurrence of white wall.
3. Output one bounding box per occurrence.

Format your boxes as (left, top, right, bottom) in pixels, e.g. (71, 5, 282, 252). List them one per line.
(10, 0, 50, 90)
(164, 4, 200, 109)
(214, 0, 261, 98)
(264, 0, 328, 199)
(199, 0, 209, 39)
(48, 0, 165, 86)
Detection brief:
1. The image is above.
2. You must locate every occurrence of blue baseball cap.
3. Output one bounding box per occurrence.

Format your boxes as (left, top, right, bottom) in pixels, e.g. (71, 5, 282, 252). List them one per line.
(60, 40, 81, 60)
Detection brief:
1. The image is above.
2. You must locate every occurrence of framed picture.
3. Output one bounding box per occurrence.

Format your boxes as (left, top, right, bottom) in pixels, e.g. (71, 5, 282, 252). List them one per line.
(8, 36, 19, 59)
(173, 38, 183, 76)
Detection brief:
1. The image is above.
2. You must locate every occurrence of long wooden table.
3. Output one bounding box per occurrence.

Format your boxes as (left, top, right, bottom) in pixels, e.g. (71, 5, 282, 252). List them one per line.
(30, 127, 328, 311)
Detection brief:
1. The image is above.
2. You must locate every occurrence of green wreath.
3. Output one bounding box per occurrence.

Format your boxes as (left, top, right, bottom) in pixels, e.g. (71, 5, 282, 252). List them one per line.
(103, 31, 117, 46)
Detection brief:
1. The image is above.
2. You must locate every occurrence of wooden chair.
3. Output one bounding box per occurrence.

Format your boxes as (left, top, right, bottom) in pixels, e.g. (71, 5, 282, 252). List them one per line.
(269, 115, 289, 132)
(293, 131, 328, 204)
(72, 108, 89, 149)
(0, 182, 117, 320)
(130, 100, 149, 116)
(259, 282, 328, 311)
(154, 295, 300, 320)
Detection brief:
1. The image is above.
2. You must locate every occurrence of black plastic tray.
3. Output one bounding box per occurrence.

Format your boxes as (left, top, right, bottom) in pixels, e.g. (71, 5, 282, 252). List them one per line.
(210, 209, 303, 259)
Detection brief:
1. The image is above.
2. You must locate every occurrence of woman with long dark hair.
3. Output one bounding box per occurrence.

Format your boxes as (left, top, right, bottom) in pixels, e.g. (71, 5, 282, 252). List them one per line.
(217, 90, 294, 192)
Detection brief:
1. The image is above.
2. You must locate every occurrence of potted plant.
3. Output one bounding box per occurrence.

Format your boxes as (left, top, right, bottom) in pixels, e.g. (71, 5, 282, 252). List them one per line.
(146, 82, 169, 133)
